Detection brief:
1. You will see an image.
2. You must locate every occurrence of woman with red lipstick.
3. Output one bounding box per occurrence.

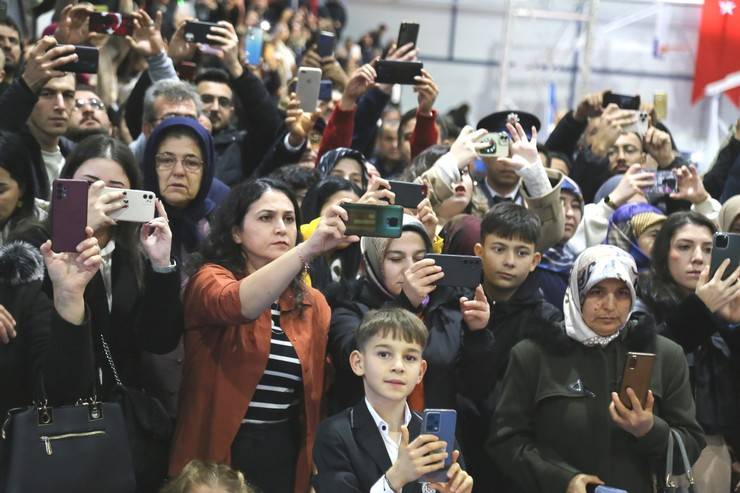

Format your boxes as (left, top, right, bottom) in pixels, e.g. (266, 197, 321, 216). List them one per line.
(638, 211, 740, 493)
(171, 177, 357, 493)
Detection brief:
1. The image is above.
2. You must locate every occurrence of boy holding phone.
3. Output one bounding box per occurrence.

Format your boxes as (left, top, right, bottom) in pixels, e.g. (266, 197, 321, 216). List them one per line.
(313, 308, 473, 493)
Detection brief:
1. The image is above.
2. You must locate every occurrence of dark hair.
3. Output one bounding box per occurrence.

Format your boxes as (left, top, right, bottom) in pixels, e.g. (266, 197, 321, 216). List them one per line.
(355, 307, 428, 351)
(188, 178, 307, 308)
(397, 109, 448, 145)
(397, 108, 417, 144)
(60, 135, 145, 286)
(480, 202, 541, 247)
(301, 176, 362, 223)
(400, 144, 450, 182)
(269, 165, 320, 194)
(644, 211, 717, 307)
(547, 150, 573, 171)
(0, 131, 35, 229)
(194, 68, 232, 86)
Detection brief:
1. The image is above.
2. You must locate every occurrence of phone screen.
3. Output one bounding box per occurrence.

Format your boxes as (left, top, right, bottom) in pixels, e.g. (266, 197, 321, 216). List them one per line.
(245, 27, 264, 65)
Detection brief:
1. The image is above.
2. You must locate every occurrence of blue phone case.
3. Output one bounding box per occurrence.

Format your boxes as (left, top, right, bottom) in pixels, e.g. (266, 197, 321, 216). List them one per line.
(418, 409, 456, 484)
(245, 27, 263, 66)
(593, 487, 628, 493)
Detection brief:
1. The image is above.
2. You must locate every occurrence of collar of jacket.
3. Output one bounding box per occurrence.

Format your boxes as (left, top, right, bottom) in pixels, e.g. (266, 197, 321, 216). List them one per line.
(0, 241, 44, 285)
(523, 311, 659, 355)
(212, 126, 245, 146)
(492, 272, 546, 314)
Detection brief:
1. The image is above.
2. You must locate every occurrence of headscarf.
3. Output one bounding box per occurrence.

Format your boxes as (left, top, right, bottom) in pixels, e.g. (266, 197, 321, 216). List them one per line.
(719, 195, 740, 232)
(142, 117, 216, 259)
(605, 203, 666, 271)
(564, 245, 638, 347)
(361, 215, 432, 299)
(539, 176, 583, 274)
(441, 214, 480, 256)
(316, 147, 369, 191)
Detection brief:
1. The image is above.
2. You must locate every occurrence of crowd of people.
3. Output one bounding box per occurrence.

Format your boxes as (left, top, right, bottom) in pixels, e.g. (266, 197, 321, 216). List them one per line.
(0, 1, 739, 493)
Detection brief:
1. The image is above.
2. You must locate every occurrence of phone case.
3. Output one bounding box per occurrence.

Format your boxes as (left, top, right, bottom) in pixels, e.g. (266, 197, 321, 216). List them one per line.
(419, 409, 456, 484)
(646, 169, 677, 195)
(623, 111, 649, 135)
(388, 180, 426, 209)
(317, 31, 335, 57)
(619, 352, 656, 409)
(602, 91, 641, 110)
(478, 131, 510, 157)
(184, 21, 220, 45)
(51, 179, 89, 253)
(245, 27, 263, 65)
(425, 254, 482, 289)
(105, 188, 156, 223)
(319, 80, 333, 102)
(374, 60, 423, 85)
(89, 12, 134, 36)
(710, 232, 740, 281)
(342, 203, 403, 238)
(297, 67, 322, 113)
(397, 22, 420, 48)
(587, 486, 628, 493)
(58, 46, 99, 74)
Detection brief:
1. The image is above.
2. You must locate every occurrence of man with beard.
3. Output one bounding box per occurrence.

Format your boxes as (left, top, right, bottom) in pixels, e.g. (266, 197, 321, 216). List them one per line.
(0, 18, 22, 91)
(66, 86, 112, 142)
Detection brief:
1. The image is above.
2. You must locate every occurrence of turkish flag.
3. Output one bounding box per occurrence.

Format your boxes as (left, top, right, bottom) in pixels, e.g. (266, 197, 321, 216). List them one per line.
(691, 0, 740, 106)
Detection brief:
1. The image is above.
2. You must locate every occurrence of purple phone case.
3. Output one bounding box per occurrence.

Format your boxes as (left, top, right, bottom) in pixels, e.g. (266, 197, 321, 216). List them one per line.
(51, 179, 88, 252)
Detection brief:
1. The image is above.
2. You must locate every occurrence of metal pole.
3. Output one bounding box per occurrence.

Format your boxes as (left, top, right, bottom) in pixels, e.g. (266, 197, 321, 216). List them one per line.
(497, 0, 514, 110)
(577, 0, 599, 100)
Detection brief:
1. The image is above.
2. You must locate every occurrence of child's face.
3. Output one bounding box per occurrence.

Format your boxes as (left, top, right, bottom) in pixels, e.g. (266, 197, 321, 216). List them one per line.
(474, 233, 540, 294)
(350, 334, 426, 406)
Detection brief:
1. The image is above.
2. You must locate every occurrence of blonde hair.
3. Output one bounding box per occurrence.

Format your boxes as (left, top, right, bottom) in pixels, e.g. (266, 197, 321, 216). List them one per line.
(160, 460, 254, 493)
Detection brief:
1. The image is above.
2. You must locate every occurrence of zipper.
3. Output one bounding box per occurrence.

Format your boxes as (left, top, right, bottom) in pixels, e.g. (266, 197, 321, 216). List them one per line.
(40, 430, 106, 455)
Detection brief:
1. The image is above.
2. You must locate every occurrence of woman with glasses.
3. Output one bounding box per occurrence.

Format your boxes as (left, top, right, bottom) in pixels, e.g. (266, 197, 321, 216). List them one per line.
(142, 117, 217, 263)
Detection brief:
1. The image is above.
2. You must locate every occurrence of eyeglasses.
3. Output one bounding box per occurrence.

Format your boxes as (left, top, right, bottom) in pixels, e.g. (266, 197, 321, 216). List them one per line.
(74, 98, 105, 110)
(155, 152, 204, 173)
(200, 94, 233, 108)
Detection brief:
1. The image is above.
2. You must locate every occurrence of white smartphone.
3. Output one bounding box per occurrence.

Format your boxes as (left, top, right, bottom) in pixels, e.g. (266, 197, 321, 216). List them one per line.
(104, 187, 157, 223)
(296, 67, 322, 113)
(623, 110, 649, 135)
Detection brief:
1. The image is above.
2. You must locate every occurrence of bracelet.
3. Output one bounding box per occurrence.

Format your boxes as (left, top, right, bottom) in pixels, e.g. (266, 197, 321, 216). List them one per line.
(604, 194, 617, 210)
(384, 473, 399, 492)
(296, 245, 312, 273)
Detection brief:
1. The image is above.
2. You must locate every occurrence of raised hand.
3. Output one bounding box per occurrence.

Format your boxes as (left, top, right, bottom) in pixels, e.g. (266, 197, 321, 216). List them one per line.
(607, 164, 655, 207)
(21, 37, 78, 93)
(695, 261, 740, 313)
(415, 197, 438, 240)
(140, 199, 173, 269)
(460, 285, 489, 331)
(285, 92, 320, 146)
(449, 126, 489, 170)
(340, 63, 376, 110)
(402, 258, 444, 308)
(385, 426, 449, 491)
(590, 104, 638, 157)
(643, 127, 675, 168)
(428, 450, 474, 493)
(206, 21, 243, 78)
(302, 204, 360, 257)
(358, 176, 395, 205)
(494, 122, 539, 172)
(87, 181, 125, 232)
(414, 68, 438, 116)
(55, 4, 93, 45)
(573, 91, 605, 122)
(376, 42, 417, 94)
(609, 388, 655, 438)
(126, 10, 166, 58)
(168, 19, 198, 65)
(670, 165, 709, 204)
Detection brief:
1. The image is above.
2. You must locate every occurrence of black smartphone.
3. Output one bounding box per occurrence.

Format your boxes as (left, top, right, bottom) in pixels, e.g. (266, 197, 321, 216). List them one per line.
(388, 180, 427, 209)
(710, 232, 740, 281)
(341, 203, 403, 238)
(317, 30, 335, 57)
(397, 22, 419, 49)
(374, 60, 423, 85)
(88, 12, 134, 36)
(424, 254, 482, 289)
(602, 91, 641, 110)
(184, 20, 221, 45)
(51, 179, 88, 253)
(57, 45, 99, 74)
(319, 80, 333, 102)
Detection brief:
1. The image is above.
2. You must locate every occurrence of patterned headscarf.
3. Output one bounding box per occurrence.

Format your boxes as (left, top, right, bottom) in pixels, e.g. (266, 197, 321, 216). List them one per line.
(564, 245, 638, 347)
(605, 203, 666, 271)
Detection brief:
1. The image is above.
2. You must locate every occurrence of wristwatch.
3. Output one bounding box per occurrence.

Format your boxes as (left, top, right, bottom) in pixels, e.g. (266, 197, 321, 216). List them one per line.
(604, 194, 617, 210)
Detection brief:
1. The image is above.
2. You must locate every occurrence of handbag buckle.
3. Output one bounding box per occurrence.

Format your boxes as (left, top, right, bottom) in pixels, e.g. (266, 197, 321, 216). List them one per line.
(35, 399, 53, 426)
(88, 402, 103, 421)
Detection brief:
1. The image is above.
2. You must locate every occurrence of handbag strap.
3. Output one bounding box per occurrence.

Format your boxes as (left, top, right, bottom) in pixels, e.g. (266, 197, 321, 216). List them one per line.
(665, 427, 675, 488)
(671, 429, 695, 486)
(100, 332, 124, 387)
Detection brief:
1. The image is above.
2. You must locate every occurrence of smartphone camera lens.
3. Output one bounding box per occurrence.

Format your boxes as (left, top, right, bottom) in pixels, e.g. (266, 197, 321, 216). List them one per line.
(427, 413, 440, 432)
(628, 356, 637, 370)
(388, 217, 399, 227)
(715, 234, 729, 249)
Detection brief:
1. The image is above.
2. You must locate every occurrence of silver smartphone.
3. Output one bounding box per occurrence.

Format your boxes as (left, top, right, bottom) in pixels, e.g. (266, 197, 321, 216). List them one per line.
(296, 67, 322, 113)
(104, 187, 156, 223)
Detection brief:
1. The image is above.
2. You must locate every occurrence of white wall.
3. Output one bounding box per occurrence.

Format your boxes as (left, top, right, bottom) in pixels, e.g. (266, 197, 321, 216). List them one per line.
(342, 0, 739, 167)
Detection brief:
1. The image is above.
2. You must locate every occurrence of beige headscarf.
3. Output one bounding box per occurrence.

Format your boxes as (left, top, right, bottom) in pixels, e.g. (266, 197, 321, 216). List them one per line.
(719, 195, 740, 232)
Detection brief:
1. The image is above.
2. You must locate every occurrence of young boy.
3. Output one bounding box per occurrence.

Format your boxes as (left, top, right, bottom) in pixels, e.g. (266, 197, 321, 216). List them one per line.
(312, 308, 474, 493)
(459, 202, 563, 491)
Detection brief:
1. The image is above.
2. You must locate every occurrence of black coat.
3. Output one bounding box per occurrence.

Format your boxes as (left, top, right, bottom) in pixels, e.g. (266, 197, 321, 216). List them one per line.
(327, 279, 466, 415)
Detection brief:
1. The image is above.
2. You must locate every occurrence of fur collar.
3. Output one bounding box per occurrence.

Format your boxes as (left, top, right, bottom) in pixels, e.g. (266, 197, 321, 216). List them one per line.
(0, 241, 44, 286)
(523, 311, 659, 354)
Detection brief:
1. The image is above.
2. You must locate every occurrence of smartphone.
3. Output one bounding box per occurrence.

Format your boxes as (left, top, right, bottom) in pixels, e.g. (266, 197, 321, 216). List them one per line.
(397, 22, 420, 49)
(318, 80, 333, 102)
(388, 180, 426, 209)
(424, 254, 482, 289)
(710, 232, 740, 281)
(374, 60, 423, 85)
(104, 188, 156, 223)
(88, 12, 134, 36)
(654, 92, 667, 120)
(341, 203, 403, 238)
(623, 110, 649, 135)
(57, 45, 99, 74)
(51, 179, 88, 253)
(418, 409, 456, 484)
(183, 20, 221, 45)
(297, 67, 322, 113)
(645, 169, 677, 195)
(317, 30, 335, 57)
(618, 352, 656, 409)
(602, 91, 641, 110)
(176, 61, 197, 81)
(587, 486, 628, 493)
(245, 27, 264, 66)
(477, 131, 510, 157)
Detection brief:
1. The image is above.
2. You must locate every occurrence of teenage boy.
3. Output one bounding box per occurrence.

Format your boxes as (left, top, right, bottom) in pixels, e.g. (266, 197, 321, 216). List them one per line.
(458, 202, 563, 492)
(313, 308, 476, 493)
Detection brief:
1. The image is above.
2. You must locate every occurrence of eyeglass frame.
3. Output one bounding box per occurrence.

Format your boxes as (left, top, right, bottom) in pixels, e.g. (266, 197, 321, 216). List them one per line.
(74, 97, 106, 110)
(154, 152, 205, 173)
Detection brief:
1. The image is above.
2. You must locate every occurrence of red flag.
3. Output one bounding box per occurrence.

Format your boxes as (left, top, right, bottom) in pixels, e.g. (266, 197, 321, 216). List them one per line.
(691, 0, 740, 106)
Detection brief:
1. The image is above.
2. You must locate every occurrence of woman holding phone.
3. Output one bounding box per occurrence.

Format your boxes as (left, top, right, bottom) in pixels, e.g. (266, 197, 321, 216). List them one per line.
(170, 178, 355, 493)
(490, 245, 704, 493)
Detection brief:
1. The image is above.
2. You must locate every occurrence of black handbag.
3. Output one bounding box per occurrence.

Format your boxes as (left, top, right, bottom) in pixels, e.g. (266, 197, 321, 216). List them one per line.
(662, 428, 696, 493)
(100, 334, 172, 493)
(1, 390, 136, 493)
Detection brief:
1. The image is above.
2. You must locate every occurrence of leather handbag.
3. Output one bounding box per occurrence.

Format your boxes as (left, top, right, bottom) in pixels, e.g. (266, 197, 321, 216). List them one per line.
(662, 428, 696, 493)
(1, 391, 136, 493)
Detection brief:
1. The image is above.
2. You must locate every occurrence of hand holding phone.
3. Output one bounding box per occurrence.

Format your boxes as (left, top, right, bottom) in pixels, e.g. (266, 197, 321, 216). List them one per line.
(418, 409, 457, 483)
(602, 91, 641, 110)
(341, 203, 403, 238)
(424, 254, 482, 289)
(51, 179, 89, 252)
(296, 66, 322, 113)
(89, 12, 134, 36)
(618, 352, 655, 409)
(317, 30, 335, 57)
(397, 22, 419, 49)
(183, 20, 221, 45)
(104, 187, 156, 223)
(245, 27, 264, 65)
(57, 45, 99, 73)
(388, 180, 427, 209)
(709, 233, 740, 281)
(374, 60, 423, 85)
(385, 425, 449, 491)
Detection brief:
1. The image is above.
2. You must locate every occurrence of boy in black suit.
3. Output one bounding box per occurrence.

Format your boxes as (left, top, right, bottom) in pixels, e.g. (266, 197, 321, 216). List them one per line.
(313, 308, 475, 493)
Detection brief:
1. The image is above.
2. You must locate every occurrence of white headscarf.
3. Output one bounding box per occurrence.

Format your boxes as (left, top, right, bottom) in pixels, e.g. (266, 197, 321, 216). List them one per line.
(564, 245, 638, 347)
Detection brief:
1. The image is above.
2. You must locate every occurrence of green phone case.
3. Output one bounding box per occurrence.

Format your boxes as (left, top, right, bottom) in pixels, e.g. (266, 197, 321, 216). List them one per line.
(342, 203, 403, 238)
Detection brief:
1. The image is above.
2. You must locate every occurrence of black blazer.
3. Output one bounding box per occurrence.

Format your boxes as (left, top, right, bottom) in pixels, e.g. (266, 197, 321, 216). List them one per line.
(313, 400, 425, 493)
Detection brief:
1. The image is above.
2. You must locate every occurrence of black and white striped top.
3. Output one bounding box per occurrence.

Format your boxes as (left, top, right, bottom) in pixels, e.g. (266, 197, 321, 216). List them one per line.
(243, 303, 303, 425)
